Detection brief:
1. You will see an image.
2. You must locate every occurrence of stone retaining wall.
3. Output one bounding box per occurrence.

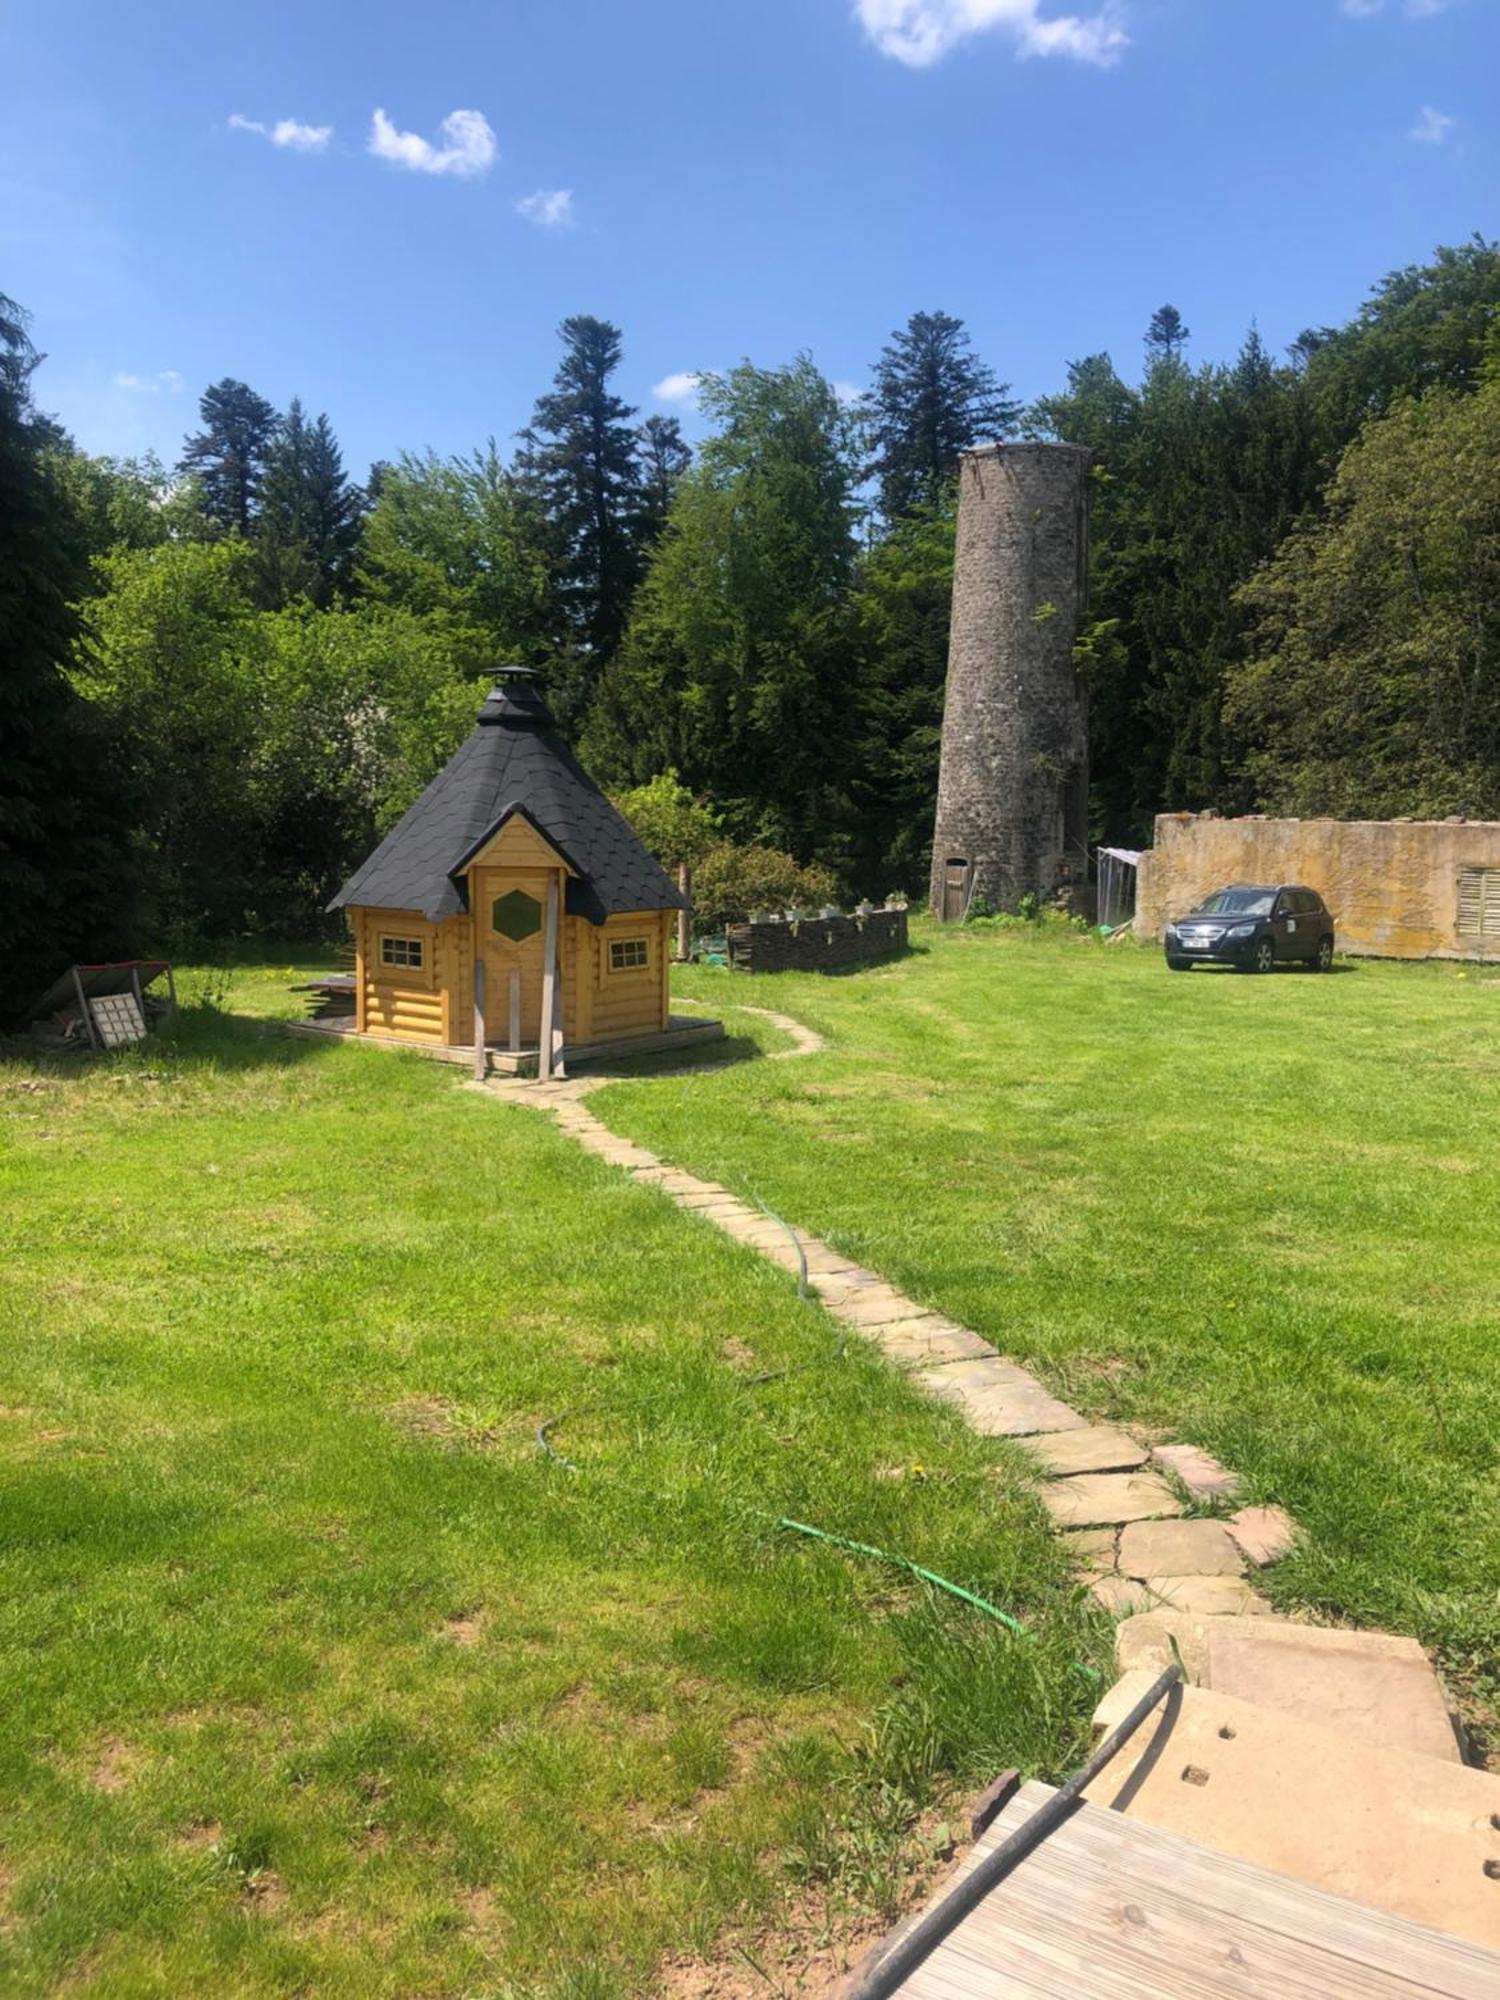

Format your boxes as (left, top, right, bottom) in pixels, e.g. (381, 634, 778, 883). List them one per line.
(726, 907, 908, 974)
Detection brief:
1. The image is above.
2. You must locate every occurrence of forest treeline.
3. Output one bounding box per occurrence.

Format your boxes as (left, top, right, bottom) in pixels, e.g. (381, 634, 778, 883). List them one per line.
(3, 238, 1499, 1014)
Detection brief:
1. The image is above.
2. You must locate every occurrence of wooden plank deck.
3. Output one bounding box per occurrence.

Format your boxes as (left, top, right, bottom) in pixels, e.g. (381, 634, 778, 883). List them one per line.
(873, 1782, 1500, 1998)
(279, 1013, 725, 1072)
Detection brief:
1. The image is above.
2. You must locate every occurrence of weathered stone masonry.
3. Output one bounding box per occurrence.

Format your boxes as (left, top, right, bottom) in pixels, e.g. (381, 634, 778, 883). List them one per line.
(726, 907, 907, 973)
(930, 442, 1092, 919)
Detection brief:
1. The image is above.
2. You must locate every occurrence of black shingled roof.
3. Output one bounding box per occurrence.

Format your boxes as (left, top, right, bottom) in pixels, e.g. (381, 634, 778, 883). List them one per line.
(329, 674, 686, 925)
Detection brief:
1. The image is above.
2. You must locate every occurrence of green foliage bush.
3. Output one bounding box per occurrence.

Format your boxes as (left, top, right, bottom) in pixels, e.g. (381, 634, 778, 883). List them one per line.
(611, 769, 722, 870)
(690, 841, 839, 932)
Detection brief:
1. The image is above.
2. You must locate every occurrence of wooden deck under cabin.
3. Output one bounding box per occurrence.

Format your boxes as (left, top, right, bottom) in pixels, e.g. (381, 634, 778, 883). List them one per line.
(856, 1780, 1500, 1998)
(281, 1011, 725, 1076)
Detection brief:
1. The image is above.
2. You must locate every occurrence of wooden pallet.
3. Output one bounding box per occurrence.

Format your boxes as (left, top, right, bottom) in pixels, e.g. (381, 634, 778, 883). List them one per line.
(873, 1781, 1500, 1998)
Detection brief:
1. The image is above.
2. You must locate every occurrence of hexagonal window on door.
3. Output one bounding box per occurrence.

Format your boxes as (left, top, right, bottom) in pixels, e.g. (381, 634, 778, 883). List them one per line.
(492, 889, 543, 942)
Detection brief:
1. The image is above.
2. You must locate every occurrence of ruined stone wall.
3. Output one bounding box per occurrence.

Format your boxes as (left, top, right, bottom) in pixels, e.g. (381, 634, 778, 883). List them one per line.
(726, 908, 907, 973)
(1135, 813, 1500, 959)
(929, 442, 1091, 918)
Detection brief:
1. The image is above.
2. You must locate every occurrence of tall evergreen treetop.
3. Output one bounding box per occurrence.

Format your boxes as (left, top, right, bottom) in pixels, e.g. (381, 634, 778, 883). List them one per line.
(515, 315, 643, 685)
(179, 377, 279, 536)
(870, 309, 1019, 519)
(255, 398, 364, 608)
(1145, 304, 1190, 366)
(635, 414, 692, 547)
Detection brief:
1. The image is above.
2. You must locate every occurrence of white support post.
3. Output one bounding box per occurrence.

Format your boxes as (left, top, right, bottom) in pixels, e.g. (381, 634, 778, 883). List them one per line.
(677, 863, 692, 962)
(550, 968, 567, 1081)
(472, 957, 486, 1081)
(538, 874, 560, 1083)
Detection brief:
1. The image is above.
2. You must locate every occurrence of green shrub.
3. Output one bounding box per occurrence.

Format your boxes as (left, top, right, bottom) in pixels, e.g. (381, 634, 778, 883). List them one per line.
(691, 841, 838, 932)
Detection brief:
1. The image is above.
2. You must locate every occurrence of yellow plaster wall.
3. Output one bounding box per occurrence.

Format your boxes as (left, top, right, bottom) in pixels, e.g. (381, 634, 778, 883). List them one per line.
(1135, 814, 1500, 960)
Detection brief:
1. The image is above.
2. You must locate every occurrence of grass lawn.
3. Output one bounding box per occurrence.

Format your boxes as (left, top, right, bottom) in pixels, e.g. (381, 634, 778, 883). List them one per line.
(0, 962, 1097, 1999)
(598, 919, 1500, 1743)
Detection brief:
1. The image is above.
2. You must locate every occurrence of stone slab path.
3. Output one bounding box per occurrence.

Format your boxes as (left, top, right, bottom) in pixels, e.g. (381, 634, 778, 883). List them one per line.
(477, 1003, 1297, 1623)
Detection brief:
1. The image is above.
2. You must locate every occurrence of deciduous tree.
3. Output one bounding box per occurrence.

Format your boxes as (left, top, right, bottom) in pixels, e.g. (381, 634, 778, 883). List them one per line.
(0, 292, 138, 1017)
(1227, 375, 1500, 819)
(589, 357, 863, 861)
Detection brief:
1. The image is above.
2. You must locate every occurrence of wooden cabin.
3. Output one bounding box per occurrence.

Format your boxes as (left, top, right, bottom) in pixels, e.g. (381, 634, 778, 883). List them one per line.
(329, 669, 686, 1078)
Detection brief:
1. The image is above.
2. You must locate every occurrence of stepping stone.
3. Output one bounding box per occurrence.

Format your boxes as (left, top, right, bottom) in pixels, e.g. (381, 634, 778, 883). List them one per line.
(1114, 1612, 1467, 1764)
(1089, 1575, 1156, 1615)
(830, 1292, 936, 1328)
(1022, 1426, 1147, 1477)
(1119, 1518, 1243, 1580)
(800, 1247, 865, 1276)
(874, 1319, 997, 1367)
(1228, 1505, 1296, 1566)
(1139, 1575, 1271, 1617)
(1041, 1470, 1183, 1529)
(1063, 1527, 1118, 1566)
(807, 1267, 884, 1296)
(917, 1359, 1086, 1439)
(1151, 1441, 1242, 1502)
(1062, 1528, 1117, 1579)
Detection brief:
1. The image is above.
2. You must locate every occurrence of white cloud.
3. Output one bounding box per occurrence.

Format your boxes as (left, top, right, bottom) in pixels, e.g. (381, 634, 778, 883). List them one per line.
(369, 107, 496, 178)
(833, 380, 866, 404)
(228, 113, 332, 152)
(855, 0, 1127, 67)
(114, 369, 185, 394)
(515, 188, 574, 228)
(653, 371, 704, 405)
(1410, 103, 1456, 142)
(1340, 1, 1455, 17)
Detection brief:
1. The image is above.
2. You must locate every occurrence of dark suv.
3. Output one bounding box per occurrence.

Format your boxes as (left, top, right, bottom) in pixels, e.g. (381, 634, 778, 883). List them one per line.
(1164, 884, 1335, 973)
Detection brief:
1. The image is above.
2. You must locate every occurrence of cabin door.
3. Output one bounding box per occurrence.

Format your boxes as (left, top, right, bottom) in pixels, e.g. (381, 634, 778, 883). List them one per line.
(478, 867, 549, 1046)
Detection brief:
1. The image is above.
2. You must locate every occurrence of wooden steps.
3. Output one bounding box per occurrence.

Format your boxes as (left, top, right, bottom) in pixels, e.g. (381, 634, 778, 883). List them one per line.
(866, 1778, 1500, 1998)
(1083, 1669, 1500, 1953)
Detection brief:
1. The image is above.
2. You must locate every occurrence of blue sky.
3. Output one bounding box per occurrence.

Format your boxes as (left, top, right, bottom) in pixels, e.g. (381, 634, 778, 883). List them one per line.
(3, 0, 1494, 478)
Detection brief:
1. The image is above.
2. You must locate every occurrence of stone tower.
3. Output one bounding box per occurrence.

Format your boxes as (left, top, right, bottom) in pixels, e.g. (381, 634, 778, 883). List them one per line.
(929, 442, 1092, 920)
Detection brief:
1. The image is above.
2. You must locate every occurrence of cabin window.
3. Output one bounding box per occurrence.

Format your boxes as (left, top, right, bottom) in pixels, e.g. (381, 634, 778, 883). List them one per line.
(1457, 867, 1500, 941)
(609, 937, 649, 973)
(493, 889, 542, 942)
(380, 934, 425, 970)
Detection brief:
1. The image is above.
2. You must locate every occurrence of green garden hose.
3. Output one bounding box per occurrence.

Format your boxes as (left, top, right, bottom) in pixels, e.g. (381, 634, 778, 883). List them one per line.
(535, 1199, 1045, 1643)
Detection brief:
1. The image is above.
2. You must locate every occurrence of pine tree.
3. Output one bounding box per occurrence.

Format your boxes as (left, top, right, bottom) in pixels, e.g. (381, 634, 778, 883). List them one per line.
(1144, 305, 1190, 367)
(179, 377, 279, 536)
(255, 399, 364, 607)
(869, 310, 1019, 519)
(515, 316, 643, 695)
(0, 292, 138, 1018)
(634, 414, 691, 547)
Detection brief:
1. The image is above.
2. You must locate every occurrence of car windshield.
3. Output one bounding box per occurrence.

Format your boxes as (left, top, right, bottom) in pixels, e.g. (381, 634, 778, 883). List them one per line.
(1198, 888, 1274, 916)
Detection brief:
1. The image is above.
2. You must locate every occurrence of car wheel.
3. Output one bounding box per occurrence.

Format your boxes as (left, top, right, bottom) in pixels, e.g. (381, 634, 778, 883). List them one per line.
(1313, 936, 1334, 972)
(1166, 957, 1192, 972)
(1253, 938, 1275, 974)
